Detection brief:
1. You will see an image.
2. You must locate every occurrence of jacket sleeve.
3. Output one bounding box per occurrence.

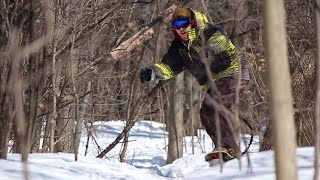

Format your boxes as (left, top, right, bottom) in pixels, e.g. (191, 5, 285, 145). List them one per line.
(147, 40, 186, 80)
(206, 27, 241, 79)
(207, 29, 232, 55)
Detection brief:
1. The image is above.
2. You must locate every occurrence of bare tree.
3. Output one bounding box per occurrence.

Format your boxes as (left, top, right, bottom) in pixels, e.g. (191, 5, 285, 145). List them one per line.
(166, 74, 184, 164)
(263, 0, 297, 179)
(314, 1, 320, 180)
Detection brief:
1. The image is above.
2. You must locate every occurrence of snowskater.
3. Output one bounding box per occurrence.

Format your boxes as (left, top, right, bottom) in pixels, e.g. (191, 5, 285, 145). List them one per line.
(140, 7, 250, 162)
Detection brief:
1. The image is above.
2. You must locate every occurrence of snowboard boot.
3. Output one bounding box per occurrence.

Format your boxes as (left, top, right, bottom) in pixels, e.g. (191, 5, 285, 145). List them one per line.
(205, 147, 236, 162)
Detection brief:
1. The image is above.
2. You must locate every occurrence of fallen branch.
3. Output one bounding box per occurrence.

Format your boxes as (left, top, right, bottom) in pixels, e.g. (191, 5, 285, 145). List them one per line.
(110, 4, 178, 60)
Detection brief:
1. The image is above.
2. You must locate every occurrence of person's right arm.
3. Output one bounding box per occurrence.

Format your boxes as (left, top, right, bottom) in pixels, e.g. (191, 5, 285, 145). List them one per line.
(140, 40, 186, 83)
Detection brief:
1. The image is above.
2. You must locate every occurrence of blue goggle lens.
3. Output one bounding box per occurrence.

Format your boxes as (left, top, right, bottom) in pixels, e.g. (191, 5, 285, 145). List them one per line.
(172, 17, 190, 29)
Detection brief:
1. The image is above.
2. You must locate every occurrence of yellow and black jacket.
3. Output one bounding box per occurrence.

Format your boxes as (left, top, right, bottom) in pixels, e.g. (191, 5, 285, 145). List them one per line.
(147, 10, 249, 90)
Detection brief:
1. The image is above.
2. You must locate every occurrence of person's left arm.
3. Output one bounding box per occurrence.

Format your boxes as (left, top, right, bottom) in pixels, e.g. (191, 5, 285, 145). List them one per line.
(206, 29, 237, 74)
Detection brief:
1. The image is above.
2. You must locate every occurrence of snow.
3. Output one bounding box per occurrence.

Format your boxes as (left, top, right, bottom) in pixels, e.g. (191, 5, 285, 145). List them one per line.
(0, 120, 315, 180)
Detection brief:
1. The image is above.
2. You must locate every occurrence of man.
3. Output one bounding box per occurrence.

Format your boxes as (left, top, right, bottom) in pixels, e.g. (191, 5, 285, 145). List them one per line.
(140, 7, 250, 161)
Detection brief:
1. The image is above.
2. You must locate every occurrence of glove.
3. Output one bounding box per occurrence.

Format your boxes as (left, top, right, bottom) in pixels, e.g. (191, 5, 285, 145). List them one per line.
(140, 68, 152, 83)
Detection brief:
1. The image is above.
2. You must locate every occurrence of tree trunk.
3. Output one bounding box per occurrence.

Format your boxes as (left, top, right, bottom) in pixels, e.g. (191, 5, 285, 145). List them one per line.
(74, 81, 91, 159)
(264, 0, 297, 179)
(314, 1, 320, 179)
(50, 40, 57, 153)
(54, 108, 73, 153)
(166, 74, 184, 164)
(291, 50, 315, 146)
(0, 100, 12, 159)
(41, 115, 50, 152)
(184, 72, 193, 136)
(259, 123, 272, 151)
(26, 0, 38, 154)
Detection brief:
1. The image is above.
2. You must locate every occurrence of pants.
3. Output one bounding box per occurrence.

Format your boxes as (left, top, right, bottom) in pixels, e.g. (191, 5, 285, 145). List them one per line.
(200, 77, 249, 151)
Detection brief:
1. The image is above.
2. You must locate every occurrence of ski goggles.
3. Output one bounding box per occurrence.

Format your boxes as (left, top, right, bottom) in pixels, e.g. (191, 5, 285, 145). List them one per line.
(171, 17, 191, 29)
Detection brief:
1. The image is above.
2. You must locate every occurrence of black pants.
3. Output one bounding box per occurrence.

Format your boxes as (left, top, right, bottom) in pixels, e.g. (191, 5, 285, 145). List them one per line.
(200, 77, 249, 152)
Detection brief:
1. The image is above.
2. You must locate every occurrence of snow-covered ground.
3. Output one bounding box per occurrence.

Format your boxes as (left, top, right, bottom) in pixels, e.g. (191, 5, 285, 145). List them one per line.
(0, 120, 315, 180)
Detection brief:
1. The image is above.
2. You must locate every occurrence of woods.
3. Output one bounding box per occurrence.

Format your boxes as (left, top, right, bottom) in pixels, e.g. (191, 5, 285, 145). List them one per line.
(0, 0, 318, 179)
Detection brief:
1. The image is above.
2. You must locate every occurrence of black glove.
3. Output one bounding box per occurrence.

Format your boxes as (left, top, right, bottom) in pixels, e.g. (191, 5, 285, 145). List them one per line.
(140, 68, 152, 83)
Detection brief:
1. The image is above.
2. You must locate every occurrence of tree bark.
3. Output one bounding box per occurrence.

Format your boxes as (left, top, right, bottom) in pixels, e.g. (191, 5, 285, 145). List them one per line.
(0, 99, 12, 159)
(314, 1, 320, 180)
(74, 81, 91, 159)
(50, 37, 57, 153)
(263, 0, 297, 179)
(166, 74, 184, 164)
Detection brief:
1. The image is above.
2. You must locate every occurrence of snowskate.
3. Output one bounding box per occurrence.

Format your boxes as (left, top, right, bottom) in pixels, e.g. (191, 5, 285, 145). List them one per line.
(205, 147, 235, 166)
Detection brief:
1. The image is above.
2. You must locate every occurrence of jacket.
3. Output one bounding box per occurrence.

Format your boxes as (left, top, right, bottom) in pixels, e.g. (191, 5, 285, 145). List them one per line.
(147, 10, 250, 90)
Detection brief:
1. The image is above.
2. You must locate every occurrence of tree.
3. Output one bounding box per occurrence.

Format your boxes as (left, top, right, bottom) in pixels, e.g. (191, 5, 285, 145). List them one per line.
(263, 0, 297, 179)
(166, 74, 184, 164)
(314, 1, 320, 179)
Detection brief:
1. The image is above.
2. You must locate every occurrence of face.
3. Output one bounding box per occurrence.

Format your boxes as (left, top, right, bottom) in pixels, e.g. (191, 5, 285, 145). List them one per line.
(173, 24, 192, 42)
(171, 17, 192, 41)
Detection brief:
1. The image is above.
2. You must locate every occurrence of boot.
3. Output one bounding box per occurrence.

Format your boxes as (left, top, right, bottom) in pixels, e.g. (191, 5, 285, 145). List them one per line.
(205, 147, 236, 162)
